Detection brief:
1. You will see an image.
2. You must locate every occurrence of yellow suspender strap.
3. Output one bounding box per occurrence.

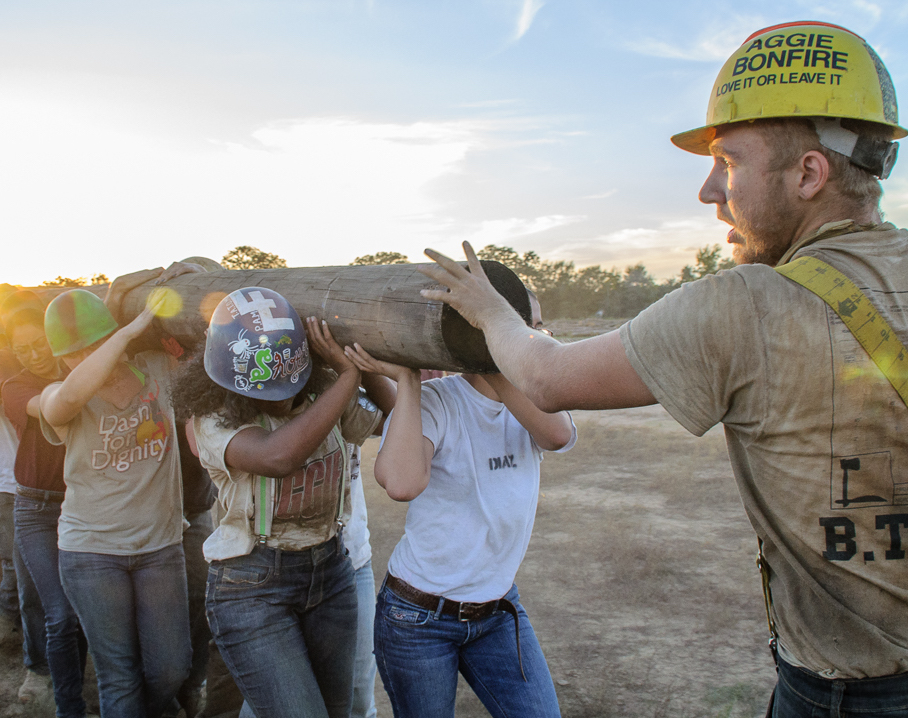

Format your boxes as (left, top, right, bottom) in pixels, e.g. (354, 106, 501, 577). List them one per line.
(776, 255, 908, 408)
(756, 256, 908, 655)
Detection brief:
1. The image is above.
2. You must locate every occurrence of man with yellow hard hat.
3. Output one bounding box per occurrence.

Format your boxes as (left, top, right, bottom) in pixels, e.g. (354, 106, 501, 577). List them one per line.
(419, 21, 908, 717)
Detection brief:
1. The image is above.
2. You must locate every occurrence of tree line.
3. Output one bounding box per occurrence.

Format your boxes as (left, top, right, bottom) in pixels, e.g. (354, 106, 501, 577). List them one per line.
(350, 245, 735, 318)
(39, 243, 734, 319)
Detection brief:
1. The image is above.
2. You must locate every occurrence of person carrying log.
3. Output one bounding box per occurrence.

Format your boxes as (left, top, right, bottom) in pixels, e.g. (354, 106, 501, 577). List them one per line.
(419, 21, 908, 718)
(344, 292, 575, 718)
(1, 291, 84, 715)
(171, 286, 394, 718)
(38, 265, 200, 718)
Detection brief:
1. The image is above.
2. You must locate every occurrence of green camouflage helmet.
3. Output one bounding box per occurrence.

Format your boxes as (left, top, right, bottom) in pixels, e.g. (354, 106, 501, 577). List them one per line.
(44, 289, 118, 357)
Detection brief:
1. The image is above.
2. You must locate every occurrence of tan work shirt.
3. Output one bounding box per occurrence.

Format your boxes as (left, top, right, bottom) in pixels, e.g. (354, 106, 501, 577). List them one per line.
(621, 221, 908, 679)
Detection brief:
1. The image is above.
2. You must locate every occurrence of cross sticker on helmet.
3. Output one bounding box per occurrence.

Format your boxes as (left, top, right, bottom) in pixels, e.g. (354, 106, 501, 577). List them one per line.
(204, 287, 312, 400)
(227, 289, 295, 333)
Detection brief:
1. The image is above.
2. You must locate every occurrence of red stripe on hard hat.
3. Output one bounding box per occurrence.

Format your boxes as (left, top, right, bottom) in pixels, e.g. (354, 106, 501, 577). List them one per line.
(743, 21, 863, 43)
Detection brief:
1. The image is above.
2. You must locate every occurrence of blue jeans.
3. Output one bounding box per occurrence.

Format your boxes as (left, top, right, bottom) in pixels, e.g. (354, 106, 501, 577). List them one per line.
(206, 536, 358, 718)
(2, 491, 47, 673)
(14, 541, 50, 673)
(59, 544, 191, 718)
(0, 491, 19, 618)
(374, 579, 560, 718)
(180, 510, 213, 698)
(773, 656, 908, 717)
(352, 560, 377, 718)
(15, 496, 86, 718)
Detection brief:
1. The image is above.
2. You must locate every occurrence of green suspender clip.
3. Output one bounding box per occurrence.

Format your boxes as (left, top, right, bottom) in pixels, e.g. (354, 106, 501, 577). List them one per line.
(776, 255, 908, 408)
(253, 415, 275, 546)
(127, 364, 146, 385)
(255, 475, 275, 545)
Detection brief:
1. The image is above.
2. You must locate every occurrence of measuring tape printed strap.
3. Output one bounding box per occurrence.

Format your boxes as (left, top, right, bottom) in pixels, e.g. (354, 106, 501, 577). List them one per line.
(776, 256, 908, 407)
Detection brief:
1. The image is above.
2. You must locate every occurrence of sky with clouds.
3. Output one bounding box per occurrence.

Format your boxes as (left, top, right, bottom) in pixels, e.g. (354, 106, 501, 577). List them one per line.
(3, 0, 908, 286)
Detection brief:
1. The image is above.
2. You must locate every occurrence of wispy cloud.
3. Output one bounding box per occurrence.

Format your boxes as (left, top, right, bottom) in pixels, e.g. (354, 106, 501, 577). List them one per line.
(547, 217, 731, 279)
(628, 16, 765, 62)
(514, 0, 545, 41)
(854, 0, 883, 22)
(454, 215, 583, 247)
(793, 0, 883, 26)
(582, 190, 617, 200)
(0, 106, 497, 283)
(882, 178, 908, 227)
(456, 99, 520, 109)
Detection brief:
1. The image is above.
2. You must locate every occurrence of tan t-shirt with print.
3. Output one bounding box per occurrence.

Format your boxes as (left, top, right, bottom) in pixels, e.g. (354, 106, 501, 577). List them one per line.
(196, 389, 381, 561)
(621, 221, 908, 679)
(40, 351, 184, 555)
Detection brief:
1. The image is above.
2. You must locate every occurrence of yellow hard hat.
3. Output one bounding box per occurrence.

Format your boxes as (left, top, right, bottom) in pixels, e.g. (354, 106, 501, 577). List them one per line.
(671, 22, 907, 178)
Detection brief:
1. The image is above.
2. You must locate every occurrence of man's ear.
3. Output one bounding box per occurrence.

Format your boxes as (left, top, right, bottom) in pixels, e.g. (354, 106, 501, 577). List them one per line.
(797, 150, 830, 201)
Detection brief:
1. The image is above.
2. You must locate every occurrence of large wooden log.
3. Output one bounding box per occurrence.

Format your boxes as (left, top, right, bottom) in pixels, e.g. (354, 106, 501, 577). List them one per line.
(79, 261, 528, 374)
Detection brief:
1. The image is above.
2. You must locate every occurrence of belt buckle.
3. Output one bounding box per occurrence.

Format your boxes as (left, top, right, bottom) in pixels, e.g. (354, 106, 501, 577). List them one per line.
(457, 602, 481, 622)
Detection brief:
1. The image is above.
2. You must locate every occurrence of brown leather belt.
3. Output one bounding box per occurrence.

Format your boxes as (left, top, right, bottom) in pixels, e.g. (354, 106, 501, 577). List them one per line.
(385, 574, 526, 680)
(16, 485, 65, 503)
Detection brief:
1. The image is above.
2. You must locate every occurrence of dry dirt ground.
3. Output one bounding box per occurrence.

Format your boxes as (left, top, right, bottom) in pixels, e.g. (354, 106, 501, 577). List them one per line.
(0, 404, 777, 717)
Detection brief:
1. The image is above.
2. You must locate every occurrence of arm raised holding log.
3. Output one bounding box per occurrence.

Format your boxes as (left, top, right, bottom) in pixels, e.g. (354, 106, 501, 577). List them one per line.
(419, 241, 655, 412)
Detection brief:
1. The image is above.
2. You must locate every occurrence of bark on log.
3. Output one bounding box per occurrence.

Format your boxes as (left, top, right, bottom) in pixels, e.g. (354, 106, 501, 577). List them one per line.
(35, 262, 530, 374)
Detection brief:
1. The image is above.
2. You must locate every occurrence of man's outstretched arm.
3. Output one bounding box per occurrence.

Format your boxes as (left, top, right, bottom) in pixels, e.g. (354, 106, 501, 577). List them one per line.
(419, 241, 656, 412)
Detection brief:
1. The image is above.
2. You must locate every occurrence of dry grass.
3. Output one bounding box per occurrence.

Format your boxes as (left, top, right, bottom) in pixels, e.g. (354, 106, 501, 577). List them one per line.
(546, 318, 628, 343)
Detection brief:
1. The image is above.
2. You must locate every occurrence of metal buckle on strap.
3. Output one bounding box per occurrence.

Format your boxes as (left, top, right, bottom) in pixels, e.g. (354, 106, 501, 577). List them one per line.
(457, 602, 483, 622)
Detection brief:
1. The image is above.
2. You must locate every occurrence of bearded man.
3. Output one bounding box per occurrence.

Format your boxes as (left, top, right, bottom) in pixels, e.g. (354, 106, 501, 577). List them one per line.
(420, 22, 908, 717)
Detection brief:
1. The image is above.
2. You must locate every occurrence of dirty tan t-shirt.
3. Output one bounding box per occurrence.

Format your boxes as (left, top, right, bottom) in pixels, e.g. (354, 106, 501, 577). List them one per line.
(40, 352, 184, 555)
(621, 221, 908, 679)
(195, 390, 381, 561)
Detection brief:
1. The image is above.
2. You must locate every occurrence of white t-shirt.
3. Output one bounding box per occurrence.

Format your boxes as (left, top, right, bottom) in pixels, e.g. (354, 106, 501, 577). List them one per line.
(344, 444, 372, 571)
(621, 220, 908, 679)
(386, 375, 576, 603)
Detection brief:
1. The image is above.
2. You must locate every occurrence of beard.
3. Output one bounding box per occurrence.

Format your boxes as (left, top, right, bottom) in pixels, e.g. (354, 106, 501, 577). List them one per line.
(728, 173, 801, 266)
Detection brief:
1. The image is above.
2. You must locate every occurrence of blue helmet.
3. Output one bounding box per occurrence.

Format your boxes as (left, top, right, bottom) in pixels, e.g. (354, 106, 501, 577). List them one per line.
(204, 287, 311, 401)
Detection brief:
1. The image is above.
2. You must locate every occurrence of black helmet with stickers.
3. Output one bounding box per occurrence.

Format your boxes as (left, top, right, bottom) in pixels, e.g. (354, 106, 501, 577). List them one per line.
(204, 287, 311, 401)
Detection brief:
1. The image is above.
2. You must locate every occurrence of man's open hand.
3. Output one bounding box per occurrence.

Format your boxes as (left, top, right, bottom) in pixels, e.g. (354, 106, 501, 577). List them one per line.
(418, 241, 512, 329)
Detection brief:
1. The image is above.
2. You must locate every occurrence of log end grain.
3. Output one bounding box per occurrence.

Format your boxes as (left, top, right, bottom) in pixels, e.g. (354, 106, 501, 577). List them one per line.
(440, 260, 530, 374)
